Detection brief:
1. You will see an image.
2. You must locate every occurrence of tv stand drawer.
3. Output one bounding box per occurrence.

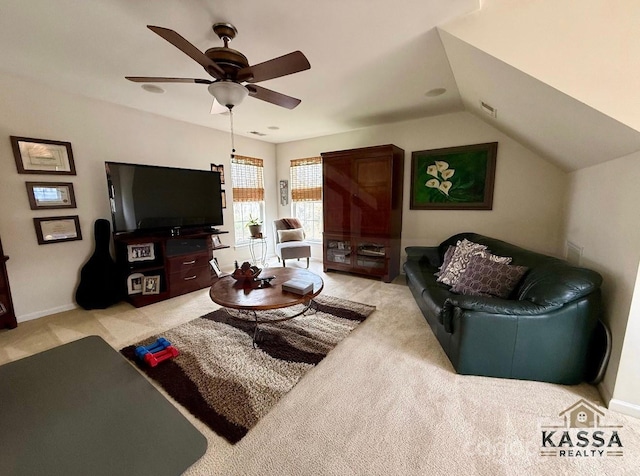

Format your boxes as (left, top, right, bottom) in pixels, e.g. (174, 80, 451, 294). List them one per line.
(168, 264, 211, 297)
(166, 252, 210, 275)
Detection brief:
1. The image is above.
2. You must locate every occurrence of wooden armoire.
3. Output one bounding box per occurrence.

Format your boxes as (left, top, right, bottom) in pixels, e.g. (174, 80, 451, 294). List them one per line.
(321, 144, 404, 282)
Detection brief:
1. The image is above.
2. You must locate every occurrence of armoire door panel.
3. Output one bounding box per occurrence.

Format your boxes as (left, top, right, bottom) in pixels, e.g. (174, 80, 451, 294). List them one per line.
(353, 156, 392, 235)
(322, 157, 352, 234)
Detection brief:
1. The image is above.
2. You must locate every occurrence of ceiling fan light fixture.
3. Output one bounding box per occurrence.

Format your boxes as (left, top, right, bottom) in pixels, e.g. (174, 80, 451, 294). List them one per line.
(208, 81, 248, 109)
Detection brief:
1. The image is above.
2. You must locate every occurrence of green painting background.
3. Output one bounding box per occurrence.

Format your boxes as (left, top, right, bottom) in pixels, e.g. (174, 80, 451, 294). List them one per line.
(413, 150, 489, 205)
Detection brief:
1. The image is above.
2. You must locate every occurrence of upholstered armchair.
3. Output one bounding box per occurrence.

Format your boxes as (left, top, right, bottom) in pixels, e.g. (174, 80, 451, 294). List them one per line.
(272, 218, 311, 268)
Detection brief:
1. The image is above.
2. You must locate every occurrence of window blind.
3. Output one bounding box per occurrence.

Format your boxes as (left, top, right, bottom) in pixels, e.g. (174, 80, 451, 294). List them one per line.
(231, 155, 264, 202)
(290, 156, 322, 201)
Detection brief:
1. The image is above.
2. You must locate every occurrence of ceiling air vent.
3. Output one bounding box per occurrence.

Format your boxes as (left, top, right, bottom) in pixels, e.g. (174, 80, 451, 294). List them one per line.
(480, 101, 497, 118)
(248, 131, 267, 137)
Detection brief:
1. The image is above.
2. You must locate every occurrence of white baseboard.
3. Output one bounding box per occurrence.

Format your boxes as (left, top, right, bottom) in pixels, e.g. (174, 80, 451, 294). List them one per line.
(17, 303, 77, 323)
(608, 398, 640, 419)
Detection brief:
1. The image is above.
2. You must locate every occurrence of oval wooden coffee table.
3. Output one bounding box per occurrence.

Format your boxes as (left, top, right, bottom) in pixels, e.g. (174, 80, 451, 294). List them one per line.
(209, 267, 324, 347)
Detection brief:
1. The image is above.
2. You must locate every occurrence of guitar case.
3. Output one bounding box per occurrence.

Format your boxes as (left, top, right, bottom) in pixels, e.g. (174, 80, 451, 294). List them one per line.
(75, 219, 123, 309)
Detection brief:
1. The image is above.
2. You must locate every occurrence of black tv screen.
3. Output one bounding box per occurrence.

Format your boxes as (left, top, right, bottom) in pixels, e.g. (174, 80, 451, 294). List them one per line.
(105, 162, 223, 234)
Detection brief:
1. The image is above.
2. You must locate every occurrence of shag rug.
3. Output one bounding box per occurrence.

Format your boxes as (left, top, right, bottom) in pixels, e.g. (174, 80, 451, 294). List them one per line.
(121, 295, 375, 443)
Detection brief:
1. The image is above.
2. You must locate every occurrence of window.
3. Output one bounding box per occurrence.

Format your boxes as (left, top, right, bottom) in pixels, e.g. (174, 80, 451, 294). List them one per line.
(231, 155, 264, 245)
(290, 157, 323, 242)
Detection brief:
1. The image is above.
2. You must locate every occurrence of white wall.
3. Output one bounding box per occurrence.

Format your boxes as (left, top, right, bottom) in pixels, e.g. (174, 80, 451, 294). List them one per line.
(563, 149, 640, 414)
(441, 0, 640, 133)
(0, 72, 276, 321)
(277, 111, 568, 264)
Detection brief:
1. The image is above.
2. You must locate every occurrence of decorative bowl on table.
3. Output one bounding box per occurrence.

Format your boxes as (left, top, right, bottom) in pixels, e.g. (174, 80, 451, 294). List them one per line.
(231, 262, 261, 283)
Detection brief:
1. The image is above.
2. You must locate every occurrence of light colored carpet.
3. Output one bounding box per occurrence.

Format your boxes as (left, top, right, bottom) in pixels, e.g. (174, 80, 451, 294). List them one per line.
(1, 261, 638, 475)
(179, 274, 640, 475)
(121, 295, 375, 443)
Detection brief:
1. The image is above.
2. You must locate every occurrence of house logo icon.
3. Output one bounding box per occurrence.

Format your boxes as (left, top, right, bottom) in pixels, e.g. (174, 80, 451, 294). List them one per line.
(560, 399, 604, 429)
(539, 399, 624, 458)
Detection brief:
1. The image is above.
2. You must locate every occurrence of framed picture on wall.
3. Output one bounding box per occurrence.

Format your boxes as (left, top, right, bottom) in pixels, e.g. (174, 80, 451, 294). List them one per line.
(280, 180, 289, 206)
(11, 136, 76, 175)
(26, 182, 76, 209)
(410, 142, 498, 210)
(210, 163, 225, 184)
(33, 215, 82, 245)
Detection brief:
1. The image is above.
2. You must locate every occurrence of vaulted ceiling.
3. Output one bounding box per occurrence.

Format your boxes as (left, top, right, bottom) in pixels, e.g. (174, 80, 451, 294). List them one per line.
(1, 0, 639, 171)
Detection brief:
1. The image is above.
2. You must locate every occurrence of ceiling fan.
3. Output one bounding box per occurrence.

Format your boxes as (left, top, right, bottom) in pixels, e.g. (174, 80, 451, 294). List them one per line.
(126, 23, 310, 111)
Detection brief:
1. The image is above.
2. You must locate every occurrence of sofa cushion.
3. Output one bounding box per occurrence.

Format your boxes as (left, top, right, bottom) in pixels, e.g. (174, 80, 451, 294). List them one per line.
(437, 239, 487, 286)
(517, 263, 603, 306)
(451, 255, 529, 298)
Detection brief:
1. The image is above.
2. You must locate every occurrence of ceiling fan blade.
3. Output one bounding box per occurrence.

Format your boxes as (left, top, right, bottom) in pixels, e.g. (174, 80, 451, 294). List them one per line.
(238, 51, 310, 83)
(126, 77, 212, 84)
(246, 84, 301, 109)
(210, 99, 228, 114)
(147, 25, 225, 79)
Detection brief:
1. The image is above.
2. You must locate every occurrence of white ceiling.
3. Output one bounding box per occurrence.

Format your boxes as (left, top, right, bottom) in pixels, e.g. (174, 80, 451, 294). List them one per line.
(0, 0, 475, 143)
(2, 0, 639, 171)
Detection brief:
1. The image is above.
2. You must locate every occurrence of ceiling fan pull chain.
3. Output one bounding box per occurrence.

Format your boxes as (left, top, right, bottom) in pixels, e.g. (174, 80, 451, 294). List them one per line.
(229, 107, 236, 159)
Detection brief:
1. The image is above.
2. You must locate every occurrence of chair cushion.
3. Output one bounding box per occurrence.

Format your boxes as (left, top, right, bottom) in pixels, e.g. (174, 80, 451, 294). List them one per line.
(277, 228, 305, 242)
(276, 241, 311, 260)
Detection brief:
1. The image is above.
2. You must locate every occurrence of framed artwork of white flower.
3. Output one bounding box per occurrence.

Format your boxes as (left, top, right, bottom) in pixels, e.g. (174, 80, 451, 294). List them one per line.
(410, 142, 497, 210)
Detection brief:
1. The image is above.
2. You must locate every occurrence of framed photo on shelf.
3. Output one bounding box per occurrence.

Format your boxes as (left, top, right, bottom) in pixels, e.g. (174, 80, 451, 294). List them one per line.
(127, 243, 155, 262)
(410, 142, 498, 210)
(127, 273, 145, 295)
(209, 257, 229, 278)
(210, 163, 225, 184)
(212, 235, 222, 248)
(26, 182, 76, 209)
(11, 136, 76, 175)
(33, 215, 82, 245)
(142, 275, 160, 295)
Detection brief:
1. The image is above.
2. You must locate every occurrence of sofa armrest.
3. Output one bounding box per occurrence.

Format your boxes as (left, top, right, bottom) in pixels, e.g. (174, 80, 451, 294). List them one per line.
(405, 246, 441, 267)
(441, 295, 561, 333)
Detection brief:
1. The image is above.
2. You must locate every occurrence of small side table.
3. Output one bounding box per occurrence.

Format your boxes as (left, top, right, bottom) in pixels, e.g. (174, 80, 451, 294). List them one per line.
(249, 236, 267, 267)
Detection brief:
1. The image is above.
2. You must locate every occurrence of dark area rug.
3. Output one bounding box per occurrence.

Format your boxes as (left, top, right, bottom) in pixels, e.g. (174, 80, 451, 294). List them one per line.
(121, 295, 375, 443)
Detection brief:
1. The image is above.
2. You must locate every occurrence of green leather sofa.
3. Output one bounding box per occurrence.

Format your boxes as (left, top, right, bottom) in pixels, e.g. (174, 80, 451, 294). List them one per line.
(404, 232, 603, 384)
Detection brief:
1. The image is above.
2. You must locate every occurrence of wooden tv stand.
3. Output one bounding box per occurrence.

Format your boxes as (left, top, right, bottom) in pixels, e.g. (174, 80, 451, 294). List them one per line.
(113, 229, 229, 308)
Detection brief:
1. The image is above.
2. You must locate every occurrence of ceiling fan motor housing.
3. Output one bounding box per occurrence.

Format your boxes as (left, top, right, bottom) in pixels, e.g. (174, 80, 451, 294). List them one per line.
(204, 47, 249, 78)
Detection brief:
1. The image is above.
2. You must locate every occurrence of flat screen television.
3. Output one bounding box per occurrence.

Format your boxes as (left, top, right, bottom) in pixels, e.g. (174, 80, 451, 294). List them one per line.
(105, 162, 223, 234)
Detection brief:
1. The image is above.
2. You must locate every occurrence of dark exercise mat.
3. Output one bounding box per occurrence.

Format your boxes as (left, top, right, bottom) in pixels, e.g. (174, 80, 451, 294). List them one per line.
(0, 336, 207, 476)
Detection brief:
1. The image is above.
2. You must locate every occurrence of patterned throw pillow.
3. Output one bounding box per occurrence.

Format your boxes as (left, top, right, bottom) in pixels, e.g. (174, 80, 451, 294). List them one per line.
(451, 255, 529, 298)
(436, 239, 488, 286)
(435, 245, 456, 277)
(479, 251, 512, 265)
